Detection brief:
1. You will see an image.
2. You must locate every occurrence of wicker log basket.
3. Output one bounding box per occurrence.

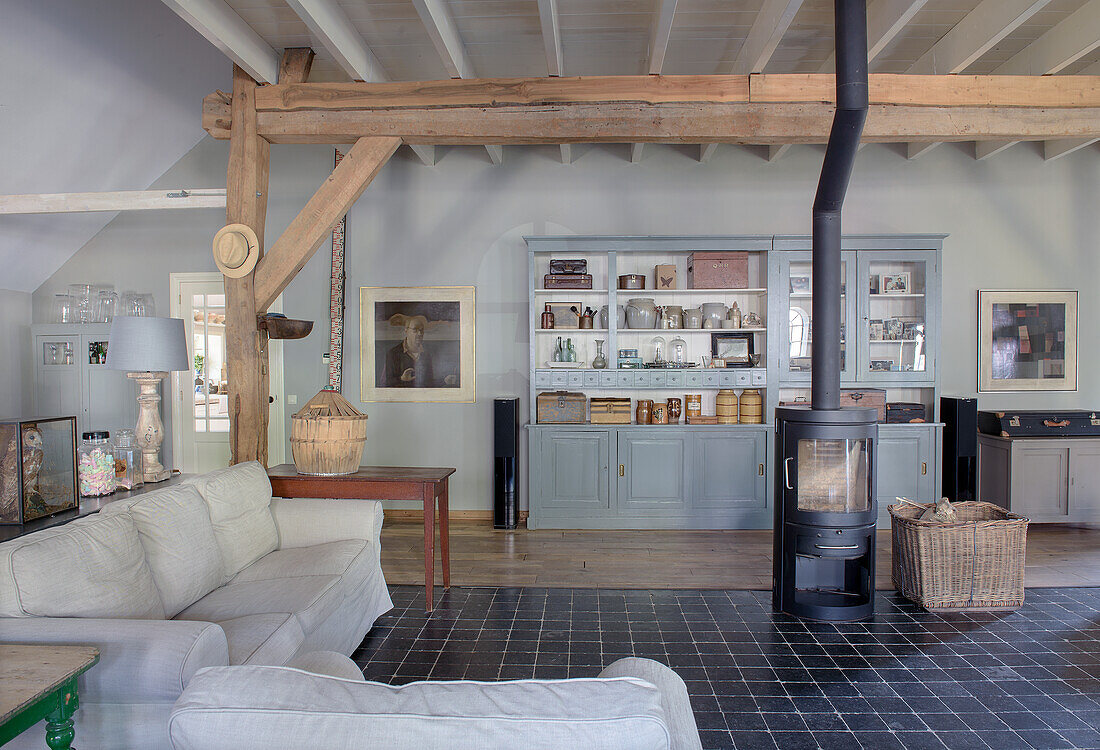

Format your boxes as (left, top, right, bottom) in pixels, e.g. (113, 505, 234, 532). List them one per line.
(290, 389, 368, 476)
(889, 500, 1029, 612)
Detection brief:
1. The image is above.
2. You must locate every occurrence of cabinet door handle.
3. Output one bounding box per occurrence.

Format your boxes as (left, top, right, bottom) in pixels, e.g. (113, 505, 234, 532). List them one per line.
(784, 457, 794, 490)
(921, 462, 927, 476)
(758, 463, 765, 477)
(618, 464, 625, 477)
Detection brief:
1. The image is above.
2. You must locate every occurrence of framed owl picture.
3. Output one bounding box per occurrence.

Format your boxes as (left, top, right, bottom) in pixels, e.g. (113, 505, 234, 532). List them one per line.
(0, 416, 77, 525)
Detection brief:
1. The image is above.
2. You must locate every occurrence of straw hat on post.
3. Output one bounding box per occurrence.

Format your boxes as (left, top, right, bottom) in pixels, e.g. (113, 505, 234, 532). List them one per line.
(212, 223, 260, 278)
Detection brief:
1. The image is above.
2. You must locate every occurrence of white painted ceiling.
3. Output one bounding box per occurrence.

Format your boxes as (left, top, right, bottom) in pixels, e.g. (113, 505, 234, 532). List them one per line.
(0, 0, 229, 292)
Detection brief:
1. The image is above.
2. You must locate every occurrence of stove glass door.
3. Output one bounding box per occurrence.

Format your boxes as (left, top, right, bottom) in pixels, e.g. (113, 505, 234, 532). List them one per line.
(795, 438, 870, 514)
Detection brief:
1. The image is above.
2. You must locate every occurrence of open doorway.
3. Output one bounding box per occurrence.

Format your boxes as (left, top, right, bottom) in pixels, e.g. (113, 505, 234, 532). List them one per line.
(169, 272, 285, 472)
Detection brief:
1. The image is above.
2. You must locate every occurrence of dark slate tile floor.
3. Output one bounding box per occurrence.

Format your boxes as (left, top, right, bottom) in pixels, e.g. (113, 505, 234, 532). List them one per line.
(351, 586, 1100, 750)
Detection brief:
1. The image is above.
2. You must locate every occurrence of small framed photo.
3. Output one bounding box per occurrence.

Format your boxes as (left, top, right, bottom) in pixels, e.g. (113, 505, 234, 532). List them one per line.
(870, 360, 894, 372)
(881, 272, 911, 294)
(790, 275, 810, 294)
(884, 318, 904, 341)
(869, 320, 884, 341)
(869, 275, 880, 295)
(547, 302, 582, 329)
(710, 332, 754, 367)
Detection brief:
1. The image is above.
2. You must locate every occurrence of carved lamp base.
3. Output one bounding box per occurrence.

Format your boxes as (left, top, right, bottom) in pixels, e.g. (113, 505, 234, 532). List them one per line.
(127, 371, 171, 483)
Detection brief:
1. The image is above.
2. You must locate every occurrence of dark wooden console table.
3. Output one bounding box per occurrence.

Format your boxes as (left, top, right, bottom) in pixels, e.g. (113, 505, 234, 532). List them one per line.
(267, 465, 455, 612)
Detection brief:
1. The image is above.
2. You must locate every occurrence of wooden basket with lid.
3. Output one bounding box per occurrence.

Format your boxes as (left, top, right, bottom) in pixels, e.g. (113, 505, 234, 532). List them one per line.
(290, 389, 368, 475)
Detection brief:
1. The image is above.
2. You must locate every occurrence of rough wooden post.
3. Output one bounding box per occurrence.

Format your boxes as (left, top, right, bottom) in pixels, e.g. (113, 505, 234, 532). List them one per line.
(225, 65, 270, 466)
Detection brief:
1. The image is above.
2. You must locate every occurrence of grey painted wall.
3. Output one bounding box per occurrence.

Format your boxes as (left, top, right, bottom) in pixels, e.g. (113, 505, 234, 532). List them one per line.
(0, 290, 32, 418)
(31, 137, 1100, 511)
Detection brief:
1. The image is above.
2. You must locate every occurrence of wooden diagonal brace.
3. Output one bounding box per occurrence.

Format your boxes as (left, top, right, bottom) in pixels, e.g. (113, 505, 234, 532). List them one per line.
(253, 136, 401, 311)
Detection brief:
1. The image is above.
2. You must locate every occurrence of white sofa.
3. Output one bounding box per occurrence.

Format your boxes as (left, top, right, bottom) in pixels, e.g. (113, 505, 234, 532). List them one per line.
(0, 462, 392, 749)
(168, 653, 704, 750)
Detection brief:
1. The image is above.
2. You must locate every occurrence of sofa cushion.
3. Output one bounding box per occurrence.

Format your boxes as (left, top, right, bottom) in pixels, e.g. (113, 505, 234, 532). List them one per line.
(169, 667, 671, 750)
(186, 462, 278, 581)
(119, 485, 224, 617)
(231, 540, 367, 583)
(7, 513, 164, 619)
(216, 613, 305, 666)
(175, 574, 343, 635)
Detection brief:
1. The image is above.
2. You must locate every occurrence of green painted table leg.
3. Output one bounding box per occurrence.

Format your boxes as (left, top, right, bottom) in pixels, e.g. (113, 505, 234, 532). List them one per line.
(43, 679, 78, 750)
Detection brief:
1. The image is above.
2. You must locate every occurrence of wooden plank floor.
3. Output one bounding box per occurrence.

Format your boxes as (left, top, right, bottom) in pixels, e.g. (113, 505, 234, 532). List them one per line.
(380, 521, 1100, 590)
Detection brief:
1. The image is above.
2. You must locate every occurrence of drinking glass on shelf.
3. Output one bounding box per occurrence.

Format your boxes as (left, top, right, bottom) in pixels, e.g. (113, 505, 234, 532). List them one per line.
(138, 294, 156, 317)
(94, 290, 119, 322)
(52, 293, 74, 323)
(68, 284, 93, 323)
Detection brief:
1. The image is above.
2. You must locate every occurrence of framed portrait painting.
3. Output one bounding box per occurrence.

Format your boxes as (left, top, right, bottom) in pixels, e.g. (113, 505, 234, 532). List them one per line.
(360, 286, 476, 403)
(978, 290, 1077, 392)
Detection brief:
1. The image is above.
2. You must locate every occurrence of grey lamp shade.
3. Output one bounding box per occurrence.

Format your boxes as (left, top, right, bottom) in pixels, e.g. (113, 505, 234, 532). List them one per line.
(106, 316, 190, 372)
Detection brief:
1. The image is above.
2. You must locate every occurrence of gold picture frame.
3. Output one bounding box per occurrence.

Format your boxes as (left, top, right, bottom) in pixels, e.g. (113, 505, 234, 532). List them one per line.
(360, 286, 476, 403)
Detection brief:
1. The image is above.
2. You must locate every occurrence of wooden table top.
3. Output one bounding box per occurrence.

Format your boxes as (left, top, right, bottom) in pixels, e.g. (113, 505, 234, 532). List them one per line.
(267, 465, 456, 482)
(0, 645, 99, 723)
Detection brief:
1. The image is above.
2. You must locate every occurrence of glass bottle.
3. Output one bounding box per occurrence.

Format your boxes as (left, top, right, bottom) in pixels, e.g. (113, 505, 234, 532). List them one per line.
(566, 338, 576, 362)
(541, 303, 555, 329)
(592, 339, 607, 369)
(553, 336, 563, 362)
(729, 302, 742, 329)
(78, 431, 116, 497)
(113, 429, 143, 491)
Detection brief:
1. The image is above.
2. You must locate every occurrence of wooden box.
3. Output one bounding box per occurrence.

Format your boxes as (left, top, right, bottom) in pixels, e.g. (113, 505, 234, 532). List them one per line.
(654, 264, 678, 290)
(544, 273, 593, 289)
(687, 415, 718, 425)
(687, 252, 749, 289)
(536, 391, 587, 423)
(841, 388, 887, 422)
(590, 397, 631, 424)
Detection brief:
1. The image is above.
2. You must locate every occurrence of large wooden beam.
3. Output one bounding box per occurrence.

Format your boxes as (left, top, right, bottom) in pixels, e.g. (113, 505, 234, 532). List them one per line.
(203, 75, 1100, 145)
(225, 66, 271, 466)
(253, 136, 400, 311)
(278, 48, 314, 84)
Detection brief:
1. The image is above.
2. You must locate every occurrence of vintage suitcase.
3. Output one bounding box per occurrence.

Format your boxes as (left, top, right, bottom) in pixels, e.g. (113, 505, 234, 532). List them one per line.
(687, 251, 749, 289)
(978, 410, 1100, 438)
(536, 391, 587, 423)
(590, 397, 632, 424)
(549, 258, 587, 275)
(887, 402, 927, 424)
(544, 273, 593, 289)
(841, 388, 887, 422)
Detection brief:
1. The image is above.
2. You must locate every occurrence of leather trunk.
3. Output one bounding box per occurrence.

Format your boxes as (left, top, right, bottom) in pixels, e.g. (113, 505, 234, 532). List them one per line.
(978, 410, 1100, 437)
(544, 273, 593, 289)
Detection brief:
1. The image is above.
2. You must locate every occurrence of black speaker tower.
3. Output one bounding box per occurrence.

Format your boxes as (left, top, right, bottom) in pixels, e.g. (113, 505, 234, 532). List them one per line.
(493, 398, 519, 529)
(941, 397, 978, 501)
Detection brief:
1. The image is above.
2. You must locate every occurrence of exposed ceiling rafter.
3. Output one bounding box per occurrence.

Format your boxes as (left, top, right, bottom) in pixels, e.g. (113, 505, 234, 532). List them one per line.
(636, 0, 680, 164)
(160, 0, 279, 83)
(818, 0, 929, 72)
(977, 4, 1100, 160)
(905, 0, 1053, 159)
(411, 0, 475, 80)
(726, 0, 805, 74)
(537, 0, 564, 77)
(0, 189, 227, 215)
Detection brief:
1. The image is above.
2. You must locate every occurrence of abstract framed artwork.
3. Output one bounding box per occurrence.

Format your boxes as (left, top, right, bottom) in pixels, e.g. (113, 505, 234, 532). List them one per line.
(360, 286, 476, 403)
(978, 290, 1077, 392)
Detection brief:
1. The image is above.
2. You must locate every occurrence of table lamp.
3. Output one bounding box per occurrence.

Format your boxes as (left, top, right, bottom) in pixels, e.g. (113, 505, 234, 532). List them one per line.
(107, 316, 189, 482)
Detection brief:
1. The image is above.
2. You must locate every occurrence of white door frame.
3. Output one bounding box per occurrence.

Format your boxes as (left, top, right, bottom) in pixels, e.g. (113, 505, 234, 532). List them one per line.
(169, 272, 286, 469)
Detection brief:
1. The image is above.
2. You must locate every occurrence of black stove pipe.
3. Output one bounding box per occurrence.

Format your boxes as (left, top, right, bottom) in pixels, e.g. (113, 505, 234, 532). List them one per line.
(811, 0, 868, 411)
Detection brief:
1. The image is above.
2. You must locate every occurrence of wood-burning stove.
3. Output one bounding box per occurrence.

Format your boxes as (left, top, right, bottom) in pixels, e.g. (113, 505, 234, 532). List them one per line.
(772, 0, 877, 621)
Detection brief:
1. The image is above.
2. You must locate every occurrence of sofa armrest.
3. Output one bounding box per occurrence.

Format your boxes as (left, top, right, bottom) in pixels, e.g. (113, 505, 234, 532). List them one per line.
(269, 497, 383, 550)
(0, 617, 229, 704)
(599, 658, 702, 750)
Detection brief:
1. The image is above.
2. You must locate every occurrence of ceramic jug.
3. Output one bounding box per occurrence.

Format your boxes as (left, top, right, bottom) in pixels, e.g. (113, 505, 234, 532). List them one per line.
(683, 307, 703, 329)
(701, 302, 727, 328)
(598, 305, 626, 329)
(625, 298, 657, 329)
